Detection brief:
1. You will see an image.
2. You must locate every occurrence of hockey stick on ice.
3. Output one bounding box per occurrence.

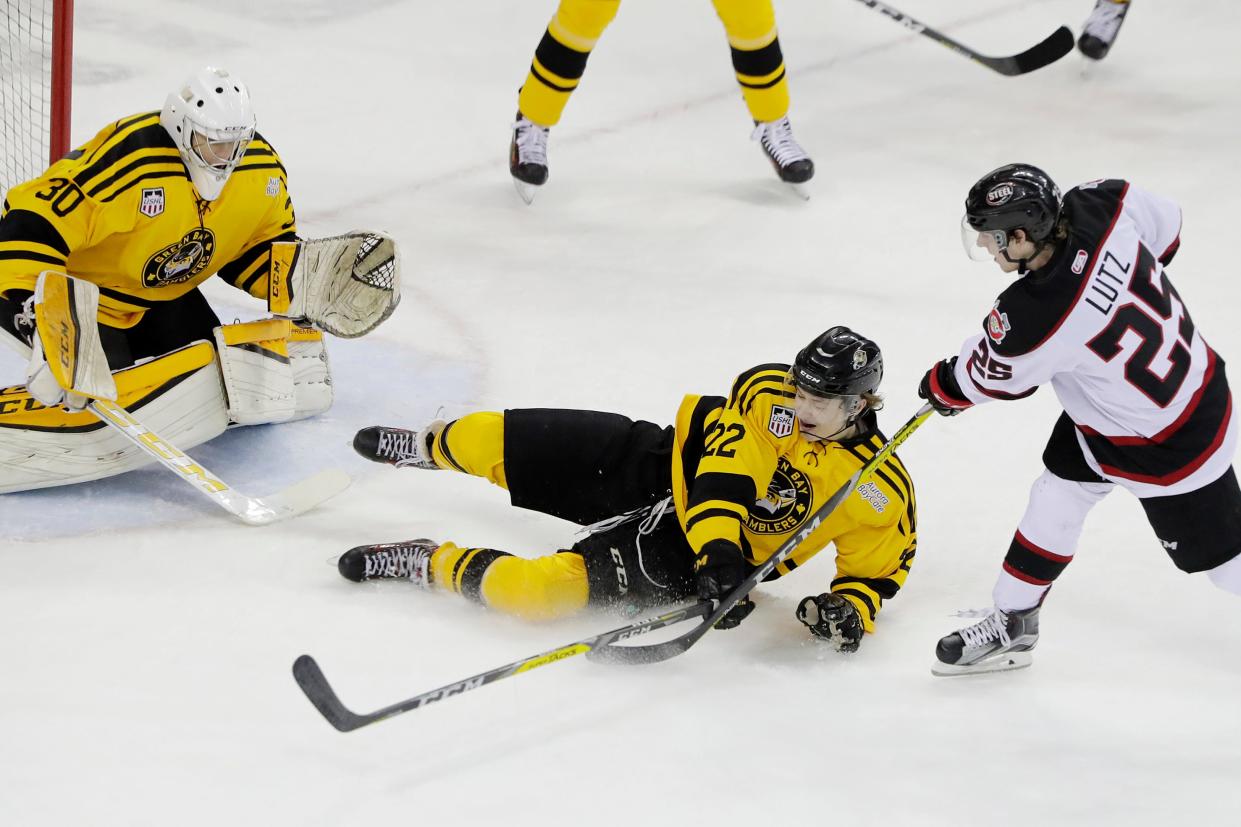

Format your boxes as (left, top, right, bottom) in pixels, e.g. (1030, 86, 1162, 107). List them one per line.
(1, 296, 350, 526)
(292, 601, 712, 732)
(586, 403, 935, 666)
(852, 0, 1074, 76)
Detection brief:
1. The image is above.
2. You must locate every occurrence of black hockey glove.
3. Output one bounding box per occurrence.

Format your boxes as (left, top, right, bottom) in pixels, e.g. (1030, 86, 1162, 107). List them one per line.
(918, 357, 973, 417)
(797, 593, 864, 653)
(694, 541, 755, 630)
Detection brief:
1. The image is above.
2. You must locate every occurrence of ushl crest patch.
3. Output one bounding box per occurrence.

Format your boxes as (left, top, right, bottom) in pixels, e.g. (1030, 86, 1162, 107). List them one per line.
(139, 187, 165, 218)
(986, 302, 1011, 344)
(768, 404, 796, 438)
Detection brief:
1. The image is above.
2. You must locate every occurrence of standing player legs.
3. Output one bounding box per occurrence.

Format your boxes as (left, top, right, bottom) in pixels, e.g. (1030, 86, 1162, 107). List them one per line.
(711, 0, 812, 186)
(516, 0, 620, 129)
(993, 470, 1113, 611)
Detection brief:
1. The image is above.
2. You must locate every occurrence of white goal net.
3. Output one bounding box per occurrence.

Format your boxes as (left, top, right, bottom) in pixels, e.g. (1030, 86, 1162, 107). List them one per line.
(1, 0, 72, 199)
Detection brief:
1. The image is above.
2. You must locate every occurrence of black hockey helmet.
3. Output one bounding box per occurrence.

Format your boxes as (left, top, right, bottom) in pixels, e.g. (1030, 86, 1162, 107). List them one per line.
(964, 163, 1062, 242)
(791, 326, 883, 398)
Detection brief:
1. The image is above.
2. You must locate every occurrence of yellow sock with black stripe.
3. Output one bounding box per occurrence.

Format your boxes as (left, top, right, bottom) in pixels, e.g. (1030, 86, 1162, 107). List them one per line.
(517, 0, 621, 127)
(712, 0, 789, 123)
(429, 412, 508, 489)
(430, 543, 590, 621)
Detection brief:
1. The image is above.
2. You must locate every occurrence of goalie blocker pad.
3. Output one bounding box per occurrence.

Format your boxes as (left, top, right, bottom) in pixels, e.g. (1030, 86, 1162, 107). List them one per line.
(268, 232, 400, 339)
(28, 271, 117, 407)
(213, 319, 333, 426)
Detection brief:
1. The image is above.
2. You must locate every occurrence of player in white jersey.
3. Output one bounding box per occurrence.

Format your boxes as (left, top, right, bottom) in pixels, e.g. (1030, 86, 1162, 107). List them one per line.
(918, 163, 1241, 675)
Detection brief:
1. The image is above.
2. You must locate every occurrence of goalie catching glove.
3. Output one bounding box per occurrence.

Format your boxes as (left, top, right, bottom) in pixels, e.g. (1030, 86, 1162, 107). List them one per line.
(268, 231, 401, 338)
(797, 593, 864, 653)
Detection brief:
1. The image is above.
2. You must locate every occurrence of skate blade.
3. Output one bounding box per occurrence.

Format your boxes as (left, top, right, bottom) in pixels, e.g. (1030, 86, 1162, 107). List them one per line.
(512, 178, 539, 205)
(931, 651, 1032, 677)
(785, 181, 811, 201)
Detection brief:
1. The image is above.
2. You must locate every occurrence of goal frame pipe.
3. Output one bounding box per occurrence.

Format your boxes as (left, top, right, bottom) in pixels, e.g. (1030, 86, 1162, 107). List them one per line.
(49, 0, 73, 164)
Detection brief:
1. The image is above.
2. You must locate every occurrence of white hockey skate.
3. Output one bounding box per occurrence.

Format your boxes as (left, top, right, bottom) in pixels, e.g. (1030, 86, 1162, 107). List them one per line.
(751, 116, 814, 200)
(931, 606, 1038, 677)
(509, 111, 549, 205)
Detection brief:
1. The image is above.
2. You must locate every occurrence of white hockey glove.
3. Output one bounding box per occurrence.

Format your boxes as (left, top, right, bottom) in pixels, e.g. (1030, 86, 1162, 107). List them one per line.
(268, 232, 400, 338)
(26, 271, 116, 411)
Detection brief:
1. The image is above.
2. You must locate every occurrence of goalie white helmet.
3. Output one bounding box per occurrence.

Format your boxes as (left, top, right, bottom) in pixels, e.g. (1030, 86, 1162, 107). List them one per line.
(160, 67, 256, 201)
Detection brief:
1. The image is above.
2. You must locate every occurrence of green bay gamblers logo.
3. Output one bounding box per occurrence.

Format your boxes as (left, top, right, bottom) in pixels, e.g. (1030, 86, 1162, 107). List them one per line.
(747, 457, 813, 534)
(143, 228, 216, 287)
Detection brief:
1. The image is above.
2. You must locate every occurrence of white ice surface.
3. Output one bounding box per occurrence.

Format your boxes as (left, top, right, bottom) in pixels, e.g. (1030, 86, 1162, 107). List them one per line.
(2, 1, 1240, 825)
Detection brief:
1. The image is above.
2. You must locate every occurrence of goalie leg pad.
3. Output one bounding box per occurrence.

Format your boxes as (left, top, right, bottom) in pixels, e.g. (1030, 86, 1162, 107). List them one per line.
(214, 319, 333, 426)
(0, 341, 227, 493)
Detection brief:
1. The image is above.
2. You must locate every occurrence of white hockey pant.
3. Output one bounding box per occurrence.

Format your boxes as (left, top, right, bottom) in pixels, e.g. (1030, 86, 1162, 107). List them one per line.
(993, 470, 1114, 612)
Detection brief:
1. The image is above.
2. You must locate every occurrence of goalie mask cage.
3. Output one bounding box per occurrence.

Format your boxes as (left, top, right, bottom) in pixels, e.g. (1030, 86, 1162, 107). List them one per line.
(1, 0, 73, 199)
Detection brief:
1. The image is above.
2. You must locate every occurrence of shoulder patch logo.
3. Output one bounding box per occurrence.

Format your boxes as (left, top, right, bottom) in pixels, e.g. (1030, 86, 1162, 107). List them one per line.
(265, 177, 280, 197)
(1071, 249, 1089, 274)
(856, 481, 889, 514)
(986, 301, 1012, 344)
(768, 404, 796, 438)
(139, 187, 165, 218)
(986, 184, 1014, 206)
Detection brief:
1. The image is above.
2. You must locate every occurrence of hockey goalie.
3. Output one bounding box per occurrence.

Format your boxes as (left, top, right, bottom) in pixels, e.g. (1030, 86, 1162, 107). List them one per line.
(0, 67, 400, 494)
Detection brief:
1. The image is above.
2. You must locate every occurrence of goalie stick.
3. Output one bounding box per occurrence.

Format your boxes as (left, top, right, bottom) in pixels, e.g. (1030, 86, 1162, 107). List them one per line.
(292, 601, 712, 732)
(853, 0, 1074, 76)
(586, 403, 935, 666)
(1, 320, 350, 526)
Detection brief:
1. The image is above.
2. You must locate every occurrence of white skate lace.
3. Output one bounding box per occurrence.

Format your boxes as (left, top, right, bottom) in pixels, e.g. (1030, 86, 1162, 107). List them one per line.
(377, 428, 417, 463)
(751, 116, 809, 169)
(363, 546, 428, 581)
(511, 117, 548, 167)
(1082, 1, 1126, 41)
(958, 609, 1011, 649)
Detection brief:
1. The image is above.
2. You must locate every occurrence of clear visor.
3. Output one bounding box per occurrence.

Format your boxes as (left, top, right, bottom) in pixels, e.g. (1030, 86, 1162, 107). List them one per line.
(961, 215, 1008, 262)
(189, 126, 252, 171)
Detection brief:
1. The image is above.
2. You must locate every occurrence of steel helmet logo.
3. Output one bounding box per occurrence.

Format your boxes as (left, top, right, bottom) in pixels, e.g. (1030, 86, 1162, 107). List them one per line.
(986, 184, 1015, 206)
(852, 348, 868, 370)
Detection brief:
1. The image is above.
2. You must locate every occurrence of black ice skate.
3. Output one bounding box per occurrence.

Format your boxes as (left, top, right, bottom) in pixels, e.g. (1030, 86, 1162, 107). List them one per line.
(751, 116, 814, 199)
(931, 606, 1039, 676)
(510, 111, 549, 205)
(337, 539, 437, 585)
(1077, 0, 1131, 61)
(352, 422, 444, 470)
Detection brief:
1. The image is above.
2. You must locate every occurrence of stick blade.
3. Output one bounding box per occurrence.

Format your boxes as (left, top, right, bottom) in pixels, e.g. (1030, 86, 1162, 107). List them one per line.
(984, 26, 1075, 76)
(240, 469, 352, 526)
(292, 654, 371, 732)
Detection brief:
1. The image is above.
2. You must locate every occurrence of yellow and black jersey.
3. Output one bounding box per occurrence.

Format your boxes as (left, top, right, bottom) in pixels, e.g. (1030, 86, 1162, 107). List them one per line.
(0, 111, 296, 329)
(671, 363, 917, 631)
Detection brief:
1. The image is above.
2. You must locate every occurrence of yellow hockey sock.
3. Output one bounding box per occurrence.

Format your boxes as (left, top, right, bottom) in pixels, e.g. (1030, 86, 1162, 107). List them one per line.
(431, 542, 590, 621)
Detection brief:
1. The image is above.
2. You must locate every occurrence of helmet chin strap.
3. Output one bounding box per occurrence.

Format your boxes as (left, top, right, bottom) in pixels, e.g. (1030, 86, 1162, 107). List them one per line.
(1000, 238, 1050, 274)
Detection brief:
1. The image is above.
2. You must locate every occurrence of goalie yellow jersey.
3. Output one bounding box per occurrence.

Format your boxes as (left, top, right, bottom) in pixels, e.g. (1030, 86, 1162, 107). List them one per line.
(672, 363, 917, 631)
(0, 111, 296, 329)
